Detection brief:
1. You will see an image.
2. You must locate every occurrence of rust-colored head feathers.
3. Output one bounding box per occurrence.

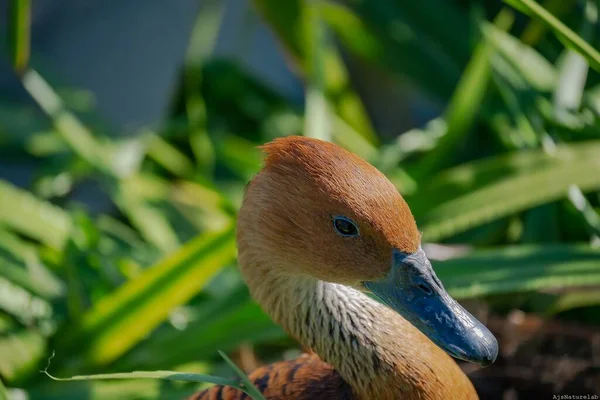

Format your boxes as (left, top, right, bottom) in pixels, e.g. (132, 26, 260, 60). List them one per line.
(238, 136, 420, 285)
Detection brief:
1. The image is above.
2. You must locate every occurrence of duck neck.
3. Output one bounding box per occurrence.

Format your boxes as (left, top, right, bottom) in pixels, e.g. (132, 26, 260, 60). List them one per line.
(236, 229, 472, 399)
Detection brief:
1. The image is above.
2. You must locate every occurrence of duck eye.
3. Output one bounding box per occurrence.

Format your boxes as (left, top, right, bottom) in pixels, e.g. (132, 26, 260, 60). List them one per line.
(333, 216, 359, 237)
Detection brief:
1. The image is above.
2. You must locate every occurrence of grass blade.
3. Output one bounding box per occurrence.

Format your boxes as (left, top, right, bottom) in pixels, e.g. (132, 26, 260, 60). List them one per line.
(117, 300, 284, 371)
(44, 369, 238, 388)
(503, 0, 600, 72)
(42, 352, 265, 400)
(437, 245, 600, 299)
(0, 377, 8, 400)
(416, 9, 514, 176)
(413, 141, 600, 241)
(7, 0, 31, 74)
(218, 351, 266, 400)
(54, 225, 236, 371)
(0, 180, 72, 249)
(303, 5, 330, 142)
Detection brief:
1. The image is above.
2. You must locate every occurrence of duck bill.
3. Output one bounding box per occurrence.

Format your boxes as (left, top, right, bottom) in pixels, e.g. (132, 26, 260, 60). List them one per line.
(364, 248, 498, 367)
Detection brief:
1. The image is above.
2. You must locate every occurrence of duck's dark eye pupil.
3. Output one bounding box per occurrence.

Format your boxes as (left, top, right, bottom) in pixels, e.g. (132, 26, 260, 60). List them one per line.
(334, 218, 358, 236)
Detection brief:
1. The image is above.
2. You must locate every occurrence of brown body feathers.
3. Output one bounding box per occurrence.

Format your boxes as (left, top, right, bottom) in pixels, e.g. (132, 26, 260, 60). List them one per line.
(189, 354, 354, 400)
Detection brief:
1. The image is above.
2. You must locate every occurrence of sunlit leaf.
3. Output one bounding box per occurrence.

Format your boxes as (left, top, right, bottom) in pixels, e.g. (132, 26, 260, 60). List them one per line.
(0, 180, 72, 249)
(437, 244, 600, 298)
(503, 0, 600, 71)
(7, 0, 30, 74)
(54, 226, 236, 371)
(414, 141, 600, 241)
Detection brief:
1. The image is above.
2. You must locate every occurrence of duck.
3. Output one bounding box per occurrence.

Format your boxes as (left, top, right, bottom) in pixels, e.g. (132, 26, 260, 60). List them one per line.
(190, 136, 498, 400)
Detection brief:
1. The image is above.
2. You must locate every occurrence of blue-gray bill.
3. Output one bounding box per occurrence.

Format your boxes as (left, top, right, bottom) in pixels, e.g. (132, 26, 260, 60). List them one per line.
(364, 248, 498, 367)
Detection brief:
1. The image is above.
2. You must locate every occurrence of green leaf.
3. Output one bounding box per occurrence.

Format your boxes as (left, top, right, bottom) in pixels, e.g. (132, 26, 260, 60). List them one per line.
(117, 299, 284, 371)
(413, 141, 600, 241)
(544, 290, 600, 315)
(42, 351, 265, 400)
(114, 177, 181, 253)
(28, 378, 198, 400)
(21, 70, 115, 175)
(416, 10, 514, 176)
(44, 369, 236, 388)
(0, 377, 7, 400)
(437, 244, 600, 298)
(0, 229, 64, 299)
(7, 0, 30, 74)
(503, 0, 600, 72)
(0, 329, 46, 383)
(145, 133, 195, 177)
(337, 0, 462, 100)
(0, 180, 72, 249)
(253, 0, 378, 144)
(219, 351, 266, 400)
(303, 5, 331, 142)
(485, 23, 557, 91)
(54, 225, 236, 371)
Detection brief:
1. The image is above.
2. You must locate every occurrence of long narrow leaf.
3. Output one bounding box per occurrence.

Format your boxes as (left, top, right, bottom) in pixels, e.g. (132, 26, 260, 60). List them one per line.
(0, 180, 72, 249)
(415, 141, 600, 241)
(503, 0, 600, 71)
(219, 351, 266, 400)
(0, 377, 8, 400)
(7, 0, 30, 74)
(437, 245, 600, 299)
(54, 226, 236, 371)
(417, 10, 514, 176)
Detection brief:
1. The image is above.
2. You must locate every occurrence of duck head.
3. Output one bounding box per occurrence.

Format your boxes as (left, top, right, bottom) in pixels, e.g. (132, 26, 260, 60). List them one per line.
(243, 136, 498, 367)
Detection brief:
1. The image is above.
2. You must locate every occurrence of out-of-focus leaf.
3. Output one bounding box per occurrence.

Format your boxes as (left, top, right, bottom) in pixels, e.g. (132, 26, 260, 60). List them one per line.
(437, 245, 600, 298)
(0, 277, 54, 325)
(253, 0, 378, 144)
(486, 24, 557, 91)
(216, 136, 262, 181)
(54, 226, 236, 372)
(0, 377, 7, 400)
(0, 329, 46, 383)
(545, 290, 600, 315)
(0, 180, 72, 249)
(567, 185, 600, 238)
(183, 0, 221, 177)
(553, 0, 596, 119)
(114, 177, 180, 253)
(503, 0, 600, 72)
(417, 10, 514, 176)
(28, 378, 198, 400)
(7, 0, 30, 74)
(0, 229, 64, 299)
(21, 71, 116, 175)
(586, 84, 600, 114)
(118, 299, 284, 371)
(414, 141, 600, 241)
(303, 5, 330, 142)
(336, 0, 463, 100)
(520, 0, 576, 45)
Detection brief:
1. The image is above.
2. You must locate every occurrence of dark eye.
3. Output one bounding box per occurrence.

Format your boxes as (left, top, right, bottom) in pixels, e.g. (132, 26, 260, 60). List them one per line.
(333, 216, 359, 237)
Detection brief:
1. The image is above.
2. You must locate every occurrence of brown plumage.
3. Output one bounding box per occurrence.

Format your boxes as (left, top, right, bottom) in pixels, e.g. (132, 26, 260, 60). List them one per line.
(189, 136, 485, 400)
(189, 354, 353, 400)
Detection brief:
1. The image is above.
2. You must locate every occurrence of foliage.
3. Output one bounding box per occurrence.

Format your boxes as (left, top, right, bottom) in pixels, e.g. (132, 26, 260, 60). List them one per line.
(1, 0, 600, 398)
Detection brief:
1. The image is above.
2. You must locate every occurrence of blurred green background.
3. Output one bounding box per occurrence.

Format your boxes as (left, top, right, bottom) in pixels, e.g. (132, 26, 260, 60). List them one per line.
(1, 0, 600, 398)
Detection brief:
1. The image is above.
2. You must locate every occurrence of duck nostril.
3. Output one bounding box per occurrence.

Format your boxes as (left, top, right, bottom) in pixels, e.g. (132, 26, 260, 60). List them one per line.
(417, 283, 432, 294)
